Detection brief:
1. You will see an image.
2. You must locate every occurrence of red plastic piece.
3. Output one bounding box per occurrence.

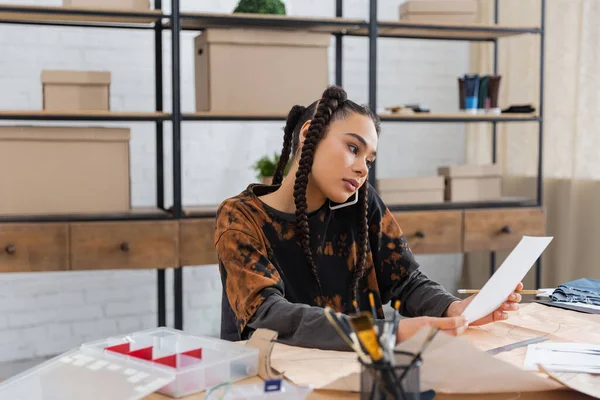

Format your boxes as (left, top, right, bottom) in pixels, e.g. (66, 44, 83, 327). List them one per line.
(154, 354, 177, 368)
(182, 348, 202, 360)
(105, 343, 131, 354)
(128, 346, 153, 361)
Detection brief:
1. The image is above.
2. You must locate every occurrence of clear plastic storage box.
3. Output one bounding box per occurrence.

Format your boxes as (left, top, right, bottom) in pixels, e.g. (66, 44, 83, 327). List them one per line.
(81, 327, 259, 398)
(0, 327, 259, 400)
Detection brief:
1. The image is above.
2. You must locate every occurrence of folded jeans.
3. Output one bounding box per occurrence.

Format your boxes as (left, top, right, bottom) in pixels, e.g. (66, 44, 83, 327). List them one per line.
(551, 278, 600, 306)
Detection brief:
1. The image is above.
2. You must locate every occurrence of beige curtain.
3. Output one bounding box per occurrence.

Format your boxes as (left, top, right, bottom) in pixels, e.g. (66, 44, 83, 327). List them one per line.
(462, 0, 600, 289)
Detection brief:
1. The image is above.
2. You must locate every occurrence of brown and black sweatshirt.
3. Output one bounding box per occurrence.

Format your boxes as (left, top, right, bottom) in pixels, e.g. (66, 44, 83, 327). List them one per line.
(214, 183, 459, 351)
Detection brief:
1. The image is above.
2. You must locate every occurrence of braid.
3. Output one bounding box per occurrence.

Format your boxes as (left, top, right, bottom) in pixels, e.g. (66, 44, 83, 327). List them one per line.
(273, 105, 305, 185)
(351, 182, 370, 302)
(294, 86, 348, 300)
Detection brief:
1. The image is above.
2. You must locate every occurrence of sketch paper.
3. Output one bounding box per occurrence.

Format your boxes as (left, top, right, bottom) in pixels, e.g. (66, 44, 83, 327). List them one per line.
(462, 236, 553, 323)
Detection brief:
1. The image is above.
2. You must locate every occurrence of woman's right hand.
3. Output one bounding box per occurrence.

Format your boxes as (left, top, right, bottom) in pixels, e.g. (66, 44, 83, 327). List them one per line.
(395, 315, 468, 344)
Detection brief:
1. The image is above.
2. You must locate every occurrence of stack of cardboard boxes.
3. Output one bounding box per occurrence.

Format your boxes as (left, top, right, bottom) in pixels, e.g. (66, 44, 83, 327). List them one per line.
(377, 164, 502, 206)
(1, 67, 131, 216)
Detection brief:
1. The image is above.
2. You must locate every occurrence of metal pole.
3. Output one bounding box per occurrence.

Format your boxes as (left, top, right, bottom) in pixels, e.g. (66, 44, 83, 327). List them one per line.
(154, 0, 166, 328)
(490, 0, 499, 278)
(335, 0, 343, 86)
(171, 0, 184, 330)
(535, 0, 546, 290)
(368, 0, 377, 189)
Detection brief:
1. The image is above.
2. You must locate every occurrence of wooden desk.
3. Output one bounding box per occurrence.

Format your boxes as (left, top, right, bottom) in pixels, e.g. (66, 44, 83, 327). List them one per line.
(146, 303, 600, 400)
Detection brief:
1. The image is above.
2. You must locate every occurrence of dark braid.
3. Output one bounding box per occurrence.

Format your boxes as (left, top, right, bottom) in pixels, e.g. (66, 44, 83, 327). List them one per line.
(277, 85, 381, 307)
(293, 86, 348, 299)
(272, 105, 305, 185)
(351, 181, 370, 303)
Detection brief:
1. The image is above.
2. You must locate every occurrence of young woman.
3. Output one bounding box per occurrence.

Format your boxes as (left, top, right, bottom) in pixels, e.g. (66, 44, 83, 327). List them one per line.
(214, 86, 522, 350)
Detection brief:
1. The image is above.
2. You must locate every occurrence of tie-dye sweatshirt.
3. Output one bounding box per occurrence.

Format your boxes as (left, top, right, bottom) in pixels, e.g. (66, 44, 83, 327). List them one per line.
(214, 183, 459, 350)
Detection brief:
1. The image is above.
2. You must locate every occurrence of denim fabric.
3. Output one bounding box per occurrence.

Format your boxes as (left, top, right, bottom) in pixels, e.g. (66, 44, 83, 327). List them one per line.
(551, 278, 600, 306)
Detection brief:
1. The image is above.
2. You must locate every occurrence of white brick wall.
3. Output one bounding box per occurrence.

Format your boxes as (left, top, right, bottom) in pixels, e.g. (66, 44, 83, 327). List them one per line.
(0, 0, 468, 362)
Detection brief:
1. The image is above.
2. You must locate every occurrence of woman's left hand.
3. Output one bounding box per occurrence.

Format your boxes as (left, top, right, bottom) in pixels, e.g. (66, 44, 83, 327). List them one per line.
(445, 282, 524, 326)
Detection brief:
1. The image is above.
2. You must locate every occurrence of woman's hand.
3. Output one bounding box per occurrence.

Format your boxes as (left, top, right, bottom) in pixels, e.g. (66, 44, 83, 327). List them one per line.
(445, 282, 524, 326)
(395, 315, 468, 344)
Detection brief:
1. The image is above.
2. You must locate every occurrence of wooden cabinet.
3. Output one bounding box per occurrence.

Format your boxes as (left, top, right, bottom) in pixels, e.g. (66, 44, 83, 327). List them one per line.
(0, 223, 69, 272)
(70, 221, 179, 270)
(463, 207, 546, 252)
(393, 211, 462, 254)
(179, 218, 218, 266)
(0, 206, 547, 271)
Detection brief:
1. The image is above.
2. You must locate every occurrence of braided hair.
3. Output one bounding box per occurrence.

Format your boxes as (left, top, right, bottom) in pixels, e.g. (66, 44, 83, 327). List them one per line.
(273, 85, 381, 306)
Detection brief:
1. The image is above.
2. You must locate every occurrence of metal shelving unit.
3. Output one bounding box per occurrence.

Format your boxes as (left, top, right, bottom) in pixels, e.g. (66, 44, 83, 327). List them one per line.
(0, 0, 545, 331)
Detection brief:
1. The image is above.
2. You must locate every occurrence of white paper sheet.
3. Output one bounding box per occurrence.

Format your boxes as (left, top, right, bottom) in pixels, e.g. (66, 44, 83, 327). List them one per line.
(462, 235, 553, 323)
(524, 342, 600, 374)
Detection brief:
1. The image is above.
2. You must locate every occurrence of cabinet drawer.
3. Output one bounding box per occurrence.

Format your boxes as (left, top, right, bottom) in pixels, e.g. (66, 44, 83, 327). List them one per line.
(464, 207, 546, 252)
(392, 211, 462, 254)
(70, 221, 178, 270)
(180, 218, 218, 266)
(0, 223, 69, 272)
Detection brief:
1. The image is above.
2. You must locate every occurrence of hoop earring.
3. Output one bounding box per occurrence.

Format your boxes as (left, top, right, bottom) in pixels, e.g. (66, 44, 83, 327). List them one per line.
(329, 191, 359, 210)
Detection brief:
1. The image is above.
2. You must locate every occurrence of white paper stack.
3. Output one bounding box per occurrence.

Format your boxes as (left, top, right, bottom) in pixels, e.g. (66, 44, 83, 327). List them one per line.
(524, 342, 600, 373)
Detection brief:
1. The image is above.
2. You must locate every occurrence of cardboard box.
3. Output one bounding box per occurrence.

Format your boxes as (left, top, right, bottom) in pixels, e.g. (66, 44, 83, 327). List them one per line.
(194, 28, 330, 114)
(41, 70, 111, 111)
(0, 126, 131, 215)
(62, 0, 150, 11)
(399, 0, 477, 24)
(378, 176, 445, 204)
(438, 164, 502, 202)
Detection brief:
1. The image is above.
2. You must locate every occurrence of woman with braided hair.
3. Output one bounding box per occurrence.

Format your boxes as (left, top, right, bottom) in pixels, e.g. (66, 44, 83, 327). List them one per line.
(214, 85, 523, 350)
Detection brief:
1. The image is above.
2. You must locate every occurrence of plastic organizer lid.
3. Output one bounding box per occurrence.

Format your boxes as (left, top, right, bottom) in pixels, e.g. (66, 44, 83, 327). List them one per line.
(0, 347, 176, 400)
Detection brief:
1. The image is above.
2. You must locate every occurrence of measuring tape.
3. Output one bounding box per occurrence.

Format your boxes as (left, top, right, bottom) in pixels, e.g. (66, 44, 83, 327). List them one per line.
(486, 336, 549, 355)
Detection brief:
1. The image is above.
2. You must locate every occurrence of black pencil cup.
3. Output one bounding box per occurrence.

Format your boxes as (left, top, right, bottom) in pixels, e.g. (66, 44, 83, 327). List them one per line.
(359, 350, 422, 400)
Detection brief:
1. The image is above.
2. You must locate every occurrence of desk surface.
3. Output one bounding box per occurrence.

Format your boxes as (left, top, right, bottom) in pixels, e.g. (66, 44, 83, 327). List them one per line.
(146, 303, 600, 400)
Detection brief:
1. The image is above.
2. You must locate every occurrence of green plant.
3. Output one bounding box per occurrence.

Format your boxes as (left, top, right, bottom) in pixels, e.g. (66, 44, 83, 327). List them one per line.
(253, 153, 280, 179)
(233, 0, 286, 15)
(252, 152, 291, 180)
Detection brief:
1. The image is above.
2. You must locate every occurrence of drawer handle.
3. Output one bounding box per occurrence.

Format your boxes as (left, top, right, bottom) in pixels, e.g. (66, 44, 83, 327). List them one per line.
(120, 242, 130, 252)
(500, 225, 512, 234)
(5, 244, 16, 255)
(415, 231, 426, 239)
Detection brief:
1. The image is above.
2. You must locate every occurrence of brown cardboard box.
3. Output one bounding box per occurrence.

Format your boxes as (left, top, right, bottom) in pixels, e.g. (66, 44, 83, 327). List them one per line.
(438, 164, 502, 202)
(41, 70, 111, 111)
(399, 0, 477, 24)
(378, 176, 445, 204)
(0, 126, 131, 215)
(62, 0, 150, 11)
(194, 28, 330, 114)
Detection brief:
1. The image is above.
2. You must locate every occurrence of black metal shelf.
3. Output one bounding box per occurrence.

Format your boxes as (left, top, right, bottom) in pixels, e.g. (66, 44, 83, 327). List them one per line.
(0, 4, 167, 29)
(379, 113, 540, 123)
(387, 198, 538, 213)
(374, 20, 542, 41)
(0, 0, 547, 329)
(0, 208, 172, 224)
(177, 11, 367, 34)
(183, 112, 287, 122)
(0, 111, 171, 122)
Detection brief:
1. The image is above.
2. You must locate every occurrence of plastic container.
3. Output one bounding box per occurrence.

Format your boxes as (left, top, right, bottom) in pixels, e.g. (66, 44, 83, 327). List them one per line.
(0, 327, 258, 400)
(208, 379, 313, 400)
(81, 327, 259, 398)
(0, 347, 175, 400)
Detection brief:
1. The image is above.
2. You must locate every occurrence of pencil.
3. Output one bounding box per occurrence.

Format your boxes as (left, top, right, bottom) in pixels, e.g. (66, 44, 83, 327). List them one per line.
(352, 299, 360, 315)
(368, 292, 377, 319)
(457, 289, 544, 295)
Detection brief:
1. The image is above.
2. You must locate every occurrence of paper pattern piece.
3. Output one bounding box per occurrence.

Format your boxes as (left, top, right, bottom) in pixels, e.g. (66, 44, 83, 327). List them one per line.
(462, 236, 553, 323)
(270, 343, 361, 392)
(245, 329, 283, 380)
(541, 366, 600, 400)
(394, 327, 563, 394)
